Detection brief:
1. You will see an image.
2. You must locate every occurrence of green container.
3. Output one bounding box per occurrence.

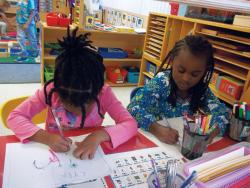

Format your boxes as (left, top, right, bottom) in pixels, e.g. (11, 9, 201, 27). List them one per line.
(44, 65, 54, 82)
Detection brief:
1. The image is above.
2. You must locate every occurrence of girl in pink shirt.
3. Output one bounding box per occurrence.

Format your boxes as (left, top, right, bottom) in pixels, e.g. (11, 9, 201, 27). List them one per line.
(8, 27, 138, 160)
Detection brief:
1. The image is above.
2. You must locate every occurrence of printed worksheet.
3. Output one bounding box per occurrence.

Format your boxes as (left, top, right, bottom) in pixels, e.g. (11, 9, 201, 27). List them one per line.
(104, 147, 182, 188)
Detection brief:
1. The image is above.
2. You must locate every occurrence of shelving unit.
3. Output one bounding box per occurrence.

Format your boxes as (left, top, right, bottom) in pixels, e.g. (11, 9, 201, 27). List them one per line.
(139, 13, 250, 105)
(41, 22, 145, 86)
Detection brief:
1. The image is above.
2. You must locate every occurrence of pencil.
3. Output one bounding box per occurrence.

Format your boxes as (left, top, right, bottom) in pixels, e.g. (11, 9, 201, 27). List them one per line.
(51, 108, 65, 139)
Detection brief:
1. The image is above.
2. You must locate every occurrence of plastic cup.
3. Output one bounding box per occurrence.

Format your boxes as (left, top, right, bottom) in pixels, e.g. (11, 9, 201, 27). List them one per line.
(147, 170, 185, 188)
(181, 127, 209, 160)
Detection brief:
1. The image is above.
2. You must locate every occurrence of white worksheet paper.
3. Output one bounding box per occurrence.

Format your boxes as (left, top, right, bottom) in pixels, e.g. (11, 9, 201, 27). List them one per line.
(3, 135, 112, 188)
(158, 117, 184, 144)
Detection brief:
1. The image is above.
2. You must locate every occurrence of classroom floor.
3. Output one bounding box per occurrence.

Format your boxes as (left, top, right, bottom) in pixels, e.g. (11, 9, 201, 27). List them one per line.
(0, 83, 135, 136)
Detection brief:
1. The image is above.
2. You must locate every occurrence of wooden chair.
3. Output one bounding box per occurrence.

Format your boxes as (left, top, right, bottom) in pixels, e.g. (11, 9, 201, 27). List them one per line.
(0, 96, 47, 128)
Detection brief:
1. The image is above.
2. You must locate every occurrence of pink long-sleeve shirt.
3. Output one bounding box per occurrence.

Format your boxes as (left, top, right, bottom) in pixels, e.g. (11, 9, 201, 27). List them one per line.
(7, 83, 138, 148)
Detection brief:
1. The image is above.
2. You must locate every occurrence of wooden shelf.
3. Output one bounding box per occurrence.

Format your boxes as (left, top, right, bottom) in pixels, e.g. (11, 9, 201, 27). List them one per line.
(5, 6, 17, 14)
(214, 63, 247, 81)
(209, 84, 235, 105)
(41, 13, 145, 84)
(143, 52, 161, 66)
(44, 53, 141, 62)
(214, 54, 250, 70)
(213, 45, 250, 59)
(196, 31, 250, 46)
(41, 22, 145, 36)
(106, 80, 137, 87)
(143, 72, 154, 79)
(104, 58, 141, 62)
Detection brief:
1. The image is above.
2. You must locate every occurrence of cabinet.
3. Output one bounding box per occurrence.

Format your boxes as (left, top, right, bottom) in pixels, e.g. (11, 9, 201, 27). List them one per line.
(40, 22, 145, 86)
(139, 13, 250, 105)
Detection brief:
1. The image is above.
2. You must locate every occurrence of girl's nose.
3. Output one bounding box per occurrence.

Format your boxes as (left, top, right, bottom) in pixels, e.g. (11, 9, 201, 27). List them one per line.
(182, 73, 191, 83)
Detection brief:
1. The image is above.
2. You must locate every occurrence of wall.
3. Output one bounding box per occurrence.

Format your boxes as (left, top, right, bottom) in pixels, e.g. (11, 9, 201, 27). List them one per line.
(101, 0, 170, 16)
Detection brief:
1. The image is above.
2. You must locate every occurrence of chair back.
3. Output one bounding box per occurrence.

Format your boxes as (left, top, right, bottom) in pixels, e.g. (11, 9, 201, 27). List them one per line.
(0, 96, 47, 128)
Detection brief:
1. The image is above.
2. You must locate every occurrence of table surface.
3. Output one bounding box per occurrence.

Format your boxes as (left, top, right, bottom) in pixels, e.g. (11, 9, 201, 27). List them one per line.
(0, 127, 237, 188)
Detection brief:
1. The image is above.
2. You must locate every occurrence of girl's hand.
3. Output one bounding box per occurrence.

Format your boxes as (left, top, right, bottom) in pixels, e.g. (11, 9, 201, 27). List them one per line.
(47, 134, 72, 152)
(73, 130, 110, 160)
(149, 122, 179, 144)
(207, 126, 220, 144)
(29, 130, 72, 152)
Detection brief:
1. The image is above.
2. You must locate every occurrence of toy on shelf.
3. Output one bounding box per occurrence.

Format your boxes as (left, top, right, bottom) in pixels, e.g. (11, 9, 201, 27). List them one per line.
(106, 67, 128, 84)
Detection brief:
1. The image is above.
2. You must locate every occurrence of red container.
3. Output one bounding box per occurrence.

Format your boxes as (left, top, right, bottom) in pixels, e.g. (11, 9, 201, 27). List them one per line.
(59, 17, 70, 27)
(46, 13, 59, 26)
(46, 13, 70, 27)
(170, 2, 179, 15)
(219, 77, 244, 100)
(106, 67, 128, 84)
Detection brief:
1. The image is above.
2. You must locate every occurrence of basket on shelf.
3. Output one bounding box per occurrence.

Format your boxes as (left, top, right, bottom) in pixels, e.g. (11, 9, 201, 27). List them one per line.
(46, 13, 70, 27)
(127, 67, 140, 83)
(44, 65, 54, 82)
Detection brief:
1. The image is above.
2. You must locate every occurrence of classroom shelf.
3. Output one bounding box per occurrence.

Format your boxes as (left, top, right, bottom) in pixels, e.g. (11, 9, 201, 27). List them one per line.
(105, 80, 137, 87)
(143, 52, 162, 66)
(209, 84, 235, 105)
(41, 20, 145, 86)
(196, 31, 250, 46)
(139, 13, 250, 103)
(44, 53, 141, 63)
(41, 22, 146, 36)
(214, 62, 247, 81)
(213, 45, 250, 59)
(143, 72, 154, 79)
(214, 54, 250, 70)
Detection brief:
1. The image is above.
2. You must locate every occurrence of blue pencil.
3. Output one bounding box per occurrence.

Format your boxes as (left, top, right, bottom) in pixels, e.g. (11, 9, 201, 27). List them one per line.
(180, 171, 197, 188)
(151, 159, 161, 188)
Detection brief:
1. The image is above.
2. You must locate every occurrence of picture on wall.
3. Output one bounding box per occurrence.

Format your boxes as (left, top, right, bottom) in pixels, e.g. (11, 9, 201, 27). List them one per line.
(122, 13, 127, 26)
(136, 17, 144, 28)
(131, 16, 137, 28)
(127, 15, 132, 27)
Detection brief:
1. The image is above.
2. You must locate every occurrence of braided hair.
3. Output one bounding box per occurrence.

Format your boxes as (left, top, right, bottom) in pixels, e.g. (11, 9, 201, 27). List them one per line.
(157, 35, 214, 113)
(44, 27, 105, 128)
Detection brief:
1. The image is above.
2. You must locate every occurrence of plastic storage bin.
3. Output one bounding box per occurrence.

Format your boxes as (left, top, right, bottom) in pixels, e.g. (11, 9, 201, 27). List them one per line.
(106, 67, 128, 84)
(98, 48, 128, 58)
(44, 65, 54, 82)
(170, 2, 179, 15)
(185, 7, 235, 24)
(127, 67, 139, 83)
(46, 13, 70, 27)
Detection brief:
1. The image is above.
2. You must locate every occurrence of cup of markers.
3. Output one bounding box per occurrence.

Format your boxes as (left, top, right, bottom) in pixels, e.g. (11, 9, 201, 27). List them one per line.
(229, 102, 250, 141)
(181, 115, 212, 160)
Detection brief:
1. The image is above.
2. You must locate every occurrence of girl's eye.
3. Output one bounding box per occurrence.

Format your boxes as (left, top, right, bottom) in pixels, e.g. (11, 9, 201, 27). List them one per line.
(178, 69, 185, 73)
(191, 73, 199, 78)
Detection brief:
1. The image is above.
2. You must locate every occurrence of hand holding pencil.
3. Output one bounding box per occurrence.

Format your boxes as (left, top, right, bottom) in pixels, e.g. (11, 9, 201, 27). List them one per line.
(48, 108, 72, 152)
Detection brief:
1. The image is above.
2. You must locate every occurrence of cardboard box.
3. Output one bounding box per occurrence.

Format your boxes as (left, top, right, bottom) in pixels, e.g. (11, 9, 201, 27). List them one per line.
(233, 15, 250, 28)
(219, 76, 244, 100)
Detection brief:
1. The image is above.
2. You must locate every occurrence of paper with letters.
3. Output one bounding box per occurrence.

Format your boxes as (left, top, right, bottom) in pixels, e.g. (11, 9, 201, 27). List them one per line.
(3, 135, 111, 188)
